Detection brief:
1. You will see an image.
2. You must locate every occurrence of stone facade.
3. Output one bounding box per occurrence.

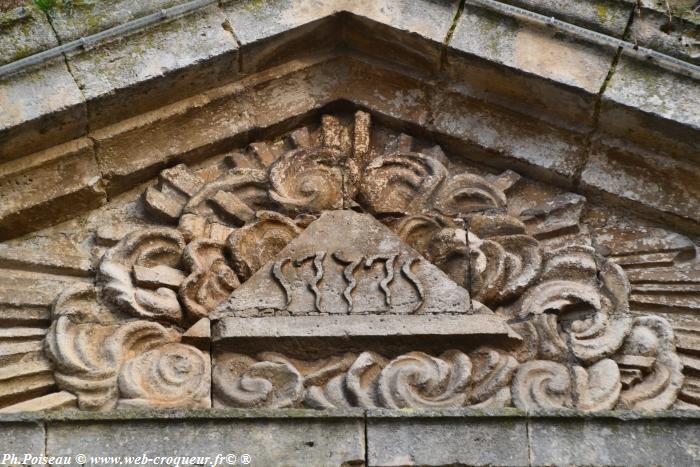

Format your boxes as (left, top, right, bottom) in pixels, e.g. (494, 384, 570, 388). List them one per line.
(0, 0, 699, 465)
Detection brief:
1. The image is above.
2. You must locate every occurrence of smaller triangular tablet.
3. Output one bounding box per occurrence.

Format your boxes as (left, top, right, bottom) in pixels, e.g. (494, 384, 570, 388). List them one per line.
(215, 210, 471, 317)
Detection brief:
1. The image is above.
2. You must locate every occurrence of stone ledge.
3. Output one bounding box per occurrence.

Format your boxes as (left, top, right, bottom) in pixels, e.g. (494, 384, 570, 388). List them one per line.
(447, 1, 618, 131)
(2, 410, 700, 466)
(2, 407, 699, 423)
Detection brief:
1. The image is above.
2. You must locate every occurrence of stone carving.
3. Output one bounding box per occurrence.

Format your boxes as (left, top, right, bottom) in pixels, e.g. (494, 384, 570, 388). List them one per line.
(32, 111, 691, 412)
(99, 228, 187, 325)
(213, 347, 516, 409)
(512, 359, 621, 411)
(504, 246, 632, 364)
(180, 239, 239, 320)
(615, 316, 684, 410)
(216, 210, 471, 316)
(118, 343, 210, 409)
(46, 285, 183, 410)
(227, 211, 302, 281)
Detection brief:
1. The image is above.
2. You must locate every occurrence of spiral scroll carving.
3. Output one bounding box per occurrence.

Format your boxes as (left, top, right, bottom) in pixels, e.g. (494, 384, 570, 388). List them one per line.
(118, 343, 210, 408)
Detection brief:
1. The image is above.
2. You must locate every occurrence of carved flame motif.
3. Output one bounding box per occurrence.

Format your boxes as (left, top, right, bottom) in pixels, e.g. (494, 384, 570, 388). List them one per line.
(39, 111, 688, 412)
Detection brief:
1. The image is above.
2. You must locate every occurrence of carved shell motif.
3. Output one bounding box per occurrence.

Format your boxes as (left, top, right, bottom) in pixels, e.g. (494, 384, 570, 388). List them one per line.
(38, 111, 689, 412)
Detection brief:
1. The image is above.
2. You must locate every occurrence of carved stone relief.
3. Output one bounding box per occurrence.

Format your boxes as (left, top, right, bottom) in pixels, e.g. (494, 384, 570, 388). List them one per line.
(0, 111, 694, 413)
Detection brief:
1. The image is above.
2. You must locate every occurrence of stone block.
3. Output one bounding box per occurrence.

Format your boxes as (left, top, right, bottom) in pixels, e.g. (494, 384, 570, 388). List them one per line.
(66, 6, 239, 129)
(47, 0, 185, 42)
(0, 59, 86, 161)
(629, 0, 700, 65)
(222, 0, 457, 73)
(335, 57, 430, 127)
(0, 422, 44, 457)
(91, 57, 338, 196)
(502, 0, 635, 37)
(0, 4, 58, 66)
(339, 1, 457, 73)
(367, 410, 529, 466)
(600, 55, 700, 160)
(529, 416, 700, 466)
(0, 138, 106, 241)
(447, 2, 617, 130)
(223, 0, 455, 47)
(580, 138, 700, 234)
(215, 315, 514, 340)
(46, 416, 365, 466)
(429, 89, 585, 186)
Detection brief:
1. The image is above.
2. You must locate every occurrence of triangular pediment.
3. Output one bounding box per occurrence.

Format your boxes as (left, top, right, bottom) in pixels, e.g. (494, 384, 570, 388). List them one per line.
(216, 210, 470, 317)
(0, 96, 697, 414)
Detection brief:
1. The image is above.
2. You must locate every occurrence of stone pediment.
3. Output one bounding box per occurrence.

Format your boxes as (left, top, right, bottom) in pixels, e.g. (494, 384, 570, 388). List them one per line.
(0, 0, 698, 420)
(0, 108, 696, 415)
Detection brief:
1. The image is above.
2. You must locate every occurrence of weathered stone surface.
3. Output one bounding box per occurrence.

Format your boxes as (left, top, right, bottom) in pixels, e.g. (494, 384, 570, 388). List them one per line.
(447, 2, 616, 129)
(0, 4, 58, 65)
(223, 0, 455, 47)
(217, 210, 471, 316)
(430, 90, 585, 186)
(0, 422, 44, 456)
(222, 0, 457, 73)
(0, 391, 77, 413)
(91, 57, 337, 196)
(529, 417, 700, 466)
(213, 347, 518, 409)
(629, 0, 700, 65)
(0, 59, 86, 161)
(0, 138, 106, 241)
(503, 0, 635, 37)
(66, 6, 239, 129)
(600, 55, 700, 160)
(367, 412, 528, 466)
(215, 315, 515, 341)
(0, 244, 91, 277)
(580, 138, 700, 232)
(48, 0, 185, 42)
(46, 417, 365, 466)
(336, 57, 431, 128)
(0, 108, 684, 415)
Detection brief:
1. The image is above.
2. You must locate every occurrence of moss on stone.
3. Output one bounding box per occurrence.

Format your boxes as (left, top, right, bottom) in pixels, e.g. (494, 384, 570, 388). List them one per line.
(595, 2, 609, 25)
